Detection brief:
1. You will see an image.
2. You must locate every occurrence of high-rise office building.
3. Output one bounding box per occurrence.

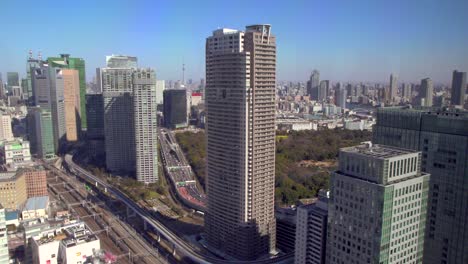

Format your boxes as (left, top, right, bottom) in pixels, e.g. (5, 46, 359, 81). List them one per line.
(403, 83, 412, 101)
(163, 89, 187, 128)
(205, 24, 277, 260)
(0, 114, 13, 141)
(0, 206, 8, 264)
(307, 70, 320, 100)
(26, 55, 42, 102)
(335, 88, 346, 110)
(450, 70, 466, 106)
(420, 78, 433, 107)
(102, 67, 136, 174)
(389, 73, 398, 102)
(85, 94, 104, 140)
(373, 107, 468, 264)
(31, 63, 66, 152)
(295, 189, 329, 264)
(62, 69, 81, 141)
(27, 107, 55, 159)
(319, 80, 329, 102)
(327, 143, 429, 264)
(156, 80, 165, 105)
(106, 54, 138, 68)
(7, 72, 19, 87)
(48, 54, 86, 129)
(133, 69, 158, 183)
(0, 80, 5, 98)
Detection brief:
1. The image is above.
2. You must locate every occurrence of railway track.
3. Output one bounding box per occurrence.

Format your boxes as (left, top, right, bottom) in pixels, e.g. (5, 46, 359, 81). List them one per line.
(47, 170, 167, 264)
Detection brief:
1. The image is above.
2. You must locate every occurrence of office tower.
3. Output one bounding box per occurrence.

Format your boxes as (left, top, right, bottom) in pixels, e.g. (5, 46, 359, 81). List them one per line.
(156, 80, 165, 105)
(102, 67, 136, 174)
(7, 72, 19, 87)
(0, 80, 4, 98)
(373, 107, 468, 264)
(327, 143, 429, 264)
(163, 89, 187, 128)
(62, 69, 81, 141)
(0, 114, 13, 141)
(335, 88, 346, 109)
(106, 54, 138, 68)
(450, 70, 467, 106)
(295, 189, 329, 264)
(133, 69, 158, 183)
(85, 94, 104, 140)
(27, 107, 55, 159)
(420, 78, 433, 107)
(389, 73, 398, 102)
(403, 83, 411, 101)
(31, 63, 66, 151)
(205, 24, 277, 260)
(26, 54, 42, 102)
(307, 70, 320, 100)
(49, 68, 66, 150)
(318, 80, 329, 102)
(48, 54, 86, 129)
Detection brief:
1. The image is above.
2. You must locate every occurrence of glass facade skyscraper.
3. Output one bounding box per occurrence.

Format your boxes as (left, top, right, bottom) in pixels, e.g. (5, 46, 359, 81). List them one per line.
(48, 54, 87, 129)
(373, 107, 468, 264)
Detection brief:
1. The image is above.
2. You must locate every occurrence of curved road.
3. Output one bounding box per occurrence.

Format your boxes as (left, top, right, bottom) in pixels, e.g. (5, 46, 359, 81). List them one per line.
(63, 154, 293, 264)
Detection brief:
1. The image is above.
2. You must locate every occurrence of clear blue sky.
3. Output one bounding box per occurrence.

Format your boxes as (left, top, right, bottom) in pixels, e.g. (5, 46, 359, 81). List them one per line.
(1, 0, 467, 84)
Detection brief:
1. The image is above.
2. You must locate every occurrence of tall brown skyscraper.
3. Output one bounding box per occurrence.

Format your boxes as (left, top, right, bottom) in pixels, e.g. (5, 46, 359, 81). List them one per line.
(62, 69, 81, 141)
(205, 24, 277, 260)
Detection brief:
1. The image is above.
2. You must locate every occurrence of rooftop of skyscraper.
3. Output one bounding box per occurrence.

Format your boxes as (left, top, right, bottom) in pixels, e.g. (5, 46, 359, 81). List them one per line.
(341, 142, 416, 159)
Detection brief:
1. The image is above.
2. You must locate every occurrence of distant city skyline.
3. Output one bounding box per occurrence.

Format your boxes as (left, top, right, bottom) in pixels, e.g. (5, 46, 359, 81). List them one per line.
(1, 0, 468, 83)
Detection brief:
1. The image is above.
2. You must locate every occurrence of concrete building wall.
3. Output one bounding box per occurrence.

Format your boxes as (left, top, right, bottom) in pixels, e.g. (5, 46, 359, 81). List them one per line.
(327, 144, 429, 264)
(0, 208, 8, 264)
(24, 169, 48, 198)
(205, 24, 277, 260)
(133, 69, 158, 183)
(0, 114, 13, 141)
(295, 191, 329, 264)
(62, 69, 81, 141)
(102, 68, 135, 174)
(0, 173, 27, 210)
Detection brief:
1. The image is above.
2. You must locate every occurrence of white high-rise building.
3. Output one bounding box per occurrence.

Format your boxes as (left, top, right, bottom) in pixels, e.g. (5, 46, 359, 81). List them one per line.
(327, 143, 430, 264)
(156, 80, 165, 105)
(295, 189, 329, 264)
(0, 206, 8, 264)
(101, 56, 158, 182)
(133, 69, 158, 183)
(0, 114, 13, 141)
(420, 78, 433, 107)
(205, 25, 277, 260)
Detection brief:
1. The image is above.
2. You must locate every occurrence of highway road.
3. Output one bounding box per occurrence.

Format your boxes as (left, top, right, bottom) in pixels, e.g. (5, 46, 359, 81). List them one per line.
(158, 128, 206, 209)
(63, 153, 293, 264)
